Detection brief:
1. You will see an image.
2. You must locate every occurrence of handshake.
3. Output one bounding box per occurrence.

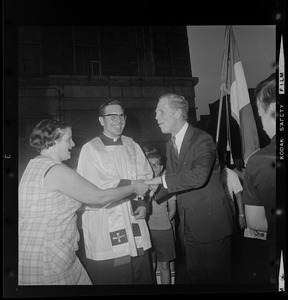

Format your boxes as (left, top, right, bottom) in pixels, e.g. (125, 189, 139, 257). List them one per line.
(132, 176, 163, 198)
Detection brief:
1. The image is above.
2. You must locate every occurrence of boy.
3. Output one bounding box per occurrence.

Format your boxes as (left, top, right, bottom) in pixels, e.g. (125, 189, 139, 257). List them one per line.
(143, 147, 177, 284)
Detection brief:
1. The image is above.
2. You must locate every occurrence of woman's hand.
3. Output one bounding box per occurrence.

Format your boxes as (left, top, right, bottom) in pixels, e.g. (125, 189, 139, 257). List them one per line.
(133, 180, 148, 196)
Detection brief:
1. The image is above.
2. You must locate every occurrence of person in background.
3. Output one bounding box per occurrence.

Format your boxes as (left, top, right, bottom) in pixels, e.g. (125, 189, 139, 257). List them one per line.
(219, 152, 246, 230)
(242, 73, 277, 284)
(77, 100, 154, 285)
(232, 158, 245, 184)
(18, 119, 148, 285)
(145, 93, 234, 284)
(142, 145, 177, 285)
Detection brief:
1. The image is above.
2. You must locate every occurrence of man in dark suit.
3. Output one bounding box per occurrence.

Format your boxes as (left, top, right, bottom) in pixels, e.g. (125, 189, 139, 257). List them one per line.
(146, 93, 234, 284)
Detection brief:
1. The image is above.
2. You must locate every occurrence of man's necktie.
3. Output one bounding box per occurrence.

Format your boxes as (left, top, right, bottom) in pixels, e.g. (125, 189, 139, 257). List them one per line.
(171, 135, 179, 164)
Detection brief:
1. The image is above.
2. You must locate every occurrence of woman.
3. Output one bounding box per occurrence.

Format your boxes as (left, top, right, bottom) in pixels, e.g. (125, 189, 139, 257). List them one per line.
(18, 119, 148, 285)
(242, 73, 277, 283)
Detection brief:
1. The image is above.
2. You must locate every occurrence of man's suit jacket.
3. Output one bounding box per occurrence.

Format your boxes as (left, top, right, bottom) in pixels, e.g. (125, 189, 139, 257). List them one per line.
(157, 124, 234, 243)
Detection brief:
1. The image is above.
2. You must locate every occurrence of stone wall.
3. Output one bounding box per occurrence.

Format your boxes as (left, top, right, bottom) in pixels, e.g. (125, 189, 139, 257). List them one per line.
(18, 75, 198, 177)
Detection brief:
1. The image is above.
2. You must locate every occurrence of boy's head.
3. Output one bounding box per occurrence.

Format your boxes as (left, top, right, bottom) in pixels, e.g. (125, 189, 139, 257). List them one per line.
(146, 152, 163, 177)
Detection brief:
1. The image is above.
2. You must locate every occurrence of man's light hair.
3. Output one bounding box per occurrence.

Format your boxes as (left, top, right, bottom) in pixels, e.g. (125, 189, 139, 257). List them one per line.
(159, 93, 189, 120)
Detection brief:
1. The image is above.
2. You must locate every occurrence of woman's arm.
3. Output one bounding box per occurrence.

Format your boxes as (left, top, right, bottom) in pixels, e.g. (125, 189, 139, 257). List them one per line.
(44, 164, 148, 206)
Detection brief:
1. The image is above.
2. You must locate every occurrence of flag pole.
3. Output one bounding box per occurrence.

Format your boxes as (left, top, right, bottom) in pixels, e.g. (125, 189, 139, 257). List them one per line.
(225, 94, 234, 165)
(216, 87, 224, 145)
(216, 25, 228, 148)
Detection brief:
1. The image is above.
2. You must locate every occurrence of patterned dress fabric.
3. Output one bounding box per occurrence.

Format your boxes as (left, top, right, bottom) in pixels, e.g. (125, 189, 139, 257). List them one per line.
(18, 156, 92, 285)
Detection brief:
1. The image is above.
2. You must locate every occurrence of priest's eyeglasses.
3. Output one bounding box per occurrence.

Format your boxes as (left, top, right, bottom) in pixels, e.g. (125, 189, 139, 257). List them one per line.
(103, 114, 127, 122)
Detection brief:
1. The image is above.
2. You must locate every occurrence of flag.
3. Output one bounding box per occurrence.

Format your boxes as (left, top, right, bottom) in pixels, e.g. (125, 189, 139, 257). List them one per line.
(219, 26, 259, 165)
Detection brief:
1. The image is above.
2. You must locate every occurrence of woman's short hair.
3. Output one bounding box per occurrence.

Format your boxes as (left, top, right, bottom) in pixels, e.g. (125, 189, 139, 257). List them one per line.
(30, 119, 71, 152)
(159, 93, 189, 120)
(254, 73, 276, 112)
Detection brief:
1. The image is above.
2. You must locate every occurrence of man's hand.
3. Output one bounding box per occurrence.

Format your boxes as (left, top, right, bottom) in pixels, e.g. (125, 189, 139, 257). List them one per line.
(145, 176, 162, 193)
(133, 206, 147, 220)
(145, 176, 162, 187)
(148, 184, 159, 192)
(132, 180, 148, 197)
